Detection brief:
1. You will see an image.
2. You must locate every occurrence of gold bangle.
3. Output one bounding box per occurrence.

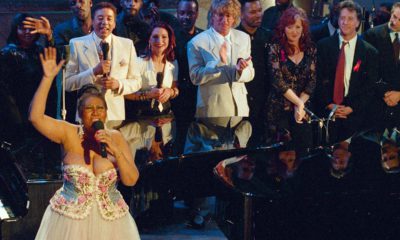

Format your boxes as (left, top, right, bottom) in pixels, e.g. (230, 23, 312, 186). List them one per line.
(172, 88, 179, 99)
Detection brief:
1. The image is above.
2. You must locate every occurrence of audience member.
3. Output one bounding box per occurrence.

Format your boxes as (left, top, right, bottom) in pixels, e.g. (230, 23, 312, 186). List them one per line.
(315, 1, 379, 143)
(139, 0, 180, 29)
(171, 0, 203, 153)
(65, 2, 141, 122)
(265, 7, 316, 155)
(0, 13, 60, 177)
(363, 2, 400, 129)
(187, 0, 254, 118)
(261, 0, 293, 30)
(237, 0, 272, 145)
(50, 0, 94, 123)
(311, 1, 339, 43)
(125, 23, 179, 117)
(115, 0, 150, 55)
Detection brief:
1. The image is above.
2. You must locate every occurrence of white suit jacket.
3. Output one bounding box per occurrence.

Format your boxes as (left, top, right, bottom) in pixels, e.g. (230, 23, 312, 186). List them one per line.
(187, 28, 254, 118)
(65, 32, 142, 120)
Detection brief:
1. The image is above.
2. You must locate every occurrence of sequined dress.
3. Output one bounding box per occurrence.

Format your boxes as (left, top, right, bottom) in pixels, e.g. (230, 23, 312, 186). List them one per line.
(35, 164, 140, 239)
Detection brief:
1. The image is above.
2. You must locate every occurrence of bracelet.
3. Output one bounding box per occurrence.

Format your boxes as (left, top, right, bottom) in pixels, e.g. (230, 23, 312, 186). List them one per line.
(171, 88, 179, 99)
(139, 91, 148, 101)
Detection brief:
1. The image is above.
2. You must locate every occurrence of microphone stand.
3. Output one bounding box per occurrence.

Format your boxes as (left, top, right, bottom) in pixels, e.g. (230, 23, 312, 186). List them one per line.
(304, 107, 337, 147)
(61, 64, 67, 121)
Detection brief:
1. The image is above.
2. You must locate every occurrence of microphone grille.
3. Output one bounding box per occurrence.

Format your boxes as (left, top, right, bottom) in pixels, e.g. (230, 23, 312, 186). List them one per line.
(92, 120, 104, 130)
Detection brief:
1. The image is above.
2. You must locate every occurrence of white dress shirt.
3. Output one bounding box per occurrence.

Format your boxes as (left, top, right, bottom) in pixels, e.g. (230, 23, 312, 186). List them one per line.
(211, 27, 232, 65)
(338, 34, 357, 97)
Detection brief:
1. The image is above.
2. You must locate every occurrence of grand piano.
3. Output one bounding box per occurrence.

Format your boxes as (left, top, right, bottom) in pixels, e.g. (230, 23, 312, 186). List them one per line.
(1, 113, 400, 240)
(115, 115, 400, 240)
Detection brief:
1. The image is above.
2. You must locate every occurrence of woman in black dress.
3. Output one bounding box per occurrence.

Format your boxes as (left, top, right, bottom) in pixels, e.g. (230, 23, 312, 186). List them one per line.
(265, 7, 316, 155)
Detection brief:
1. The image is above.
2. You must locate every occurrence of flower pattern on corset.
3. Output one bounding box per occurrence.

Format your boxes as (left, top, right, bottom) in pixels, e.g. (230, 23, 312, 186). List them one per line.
(50, 165, 129, 220)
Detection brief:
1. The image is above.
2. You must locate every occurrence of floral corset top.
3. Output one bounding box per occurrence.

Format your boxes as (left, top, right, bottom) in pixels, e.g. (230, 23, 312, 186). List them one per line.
(50, 165, 129, 220)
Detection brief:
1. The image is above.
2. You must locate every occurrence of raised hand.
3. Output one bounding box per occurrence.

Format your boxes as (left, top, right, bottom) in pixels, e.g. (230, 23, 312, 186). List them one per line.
(39, 47, 65, 79)
(23, 16, 52, 39)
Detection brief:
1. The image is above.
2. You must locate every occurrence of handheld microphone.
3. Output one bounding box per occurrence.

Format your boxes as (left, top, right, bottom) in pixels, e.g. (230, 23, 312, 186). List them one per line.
(155, 126, 162, 142)
(156, 72, 163, 88)
(92, 120, 107, 158)
(154, 72, 164, 112)
(101, 42, 110, 77)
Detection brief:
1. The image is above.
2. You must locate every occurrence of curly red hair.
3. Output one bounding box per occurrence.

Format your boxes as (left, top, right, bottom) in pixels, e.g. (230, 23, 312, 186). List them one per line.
(273, 7, 312, 56)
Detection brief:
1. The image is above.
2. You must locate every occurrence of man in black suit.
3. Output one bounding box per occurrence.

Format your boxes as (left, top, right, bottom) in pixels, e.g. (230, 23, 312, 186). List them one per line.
(171, 0, 203, 154)
(315, 0, 379, 143)
(115, 0, 150, 55)
(261, 0, 293, 30)
(50, 0, 93, 123)
(363, 2, 400, 128)
(237, 0, 272, 145)
(311, 2, 339, 43)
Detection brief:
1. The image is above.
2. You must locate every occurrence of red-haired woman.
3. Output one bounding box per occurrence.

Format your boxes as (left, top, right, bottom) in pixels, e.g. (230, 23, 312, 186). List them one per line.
(125, 22, 179, 117)
(265, 7, 316, 155)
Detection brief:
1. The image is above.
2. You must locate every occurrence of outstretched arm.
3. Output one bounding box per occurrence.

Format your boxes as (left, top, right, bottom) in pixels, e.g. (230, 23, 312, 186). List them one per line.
(29, 47, 67, 144)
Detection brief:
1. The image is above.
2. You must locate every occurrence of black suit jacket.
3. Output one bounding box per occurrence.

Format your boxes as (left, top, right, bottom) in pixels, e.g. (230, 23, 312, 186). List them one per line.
(363, 24, 400, 127)
(311, 21, 331, 43)
(315, 35, 379, 130)
(363, 24, 400, 91)
(261, 4, 293, 30)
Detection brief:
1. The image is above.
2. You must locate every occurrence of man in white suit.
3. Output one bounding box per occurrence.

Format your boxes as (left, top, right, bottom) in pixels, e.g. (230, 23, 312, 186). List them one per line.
(187, 0, 254, 118)
(65, 2, 141, 121)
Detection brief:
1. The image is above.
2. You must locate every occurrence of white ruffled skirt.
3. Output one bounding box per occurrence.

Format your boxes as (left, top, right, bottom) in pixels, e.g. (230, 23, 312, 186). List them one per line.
(35, 205, 140, 240)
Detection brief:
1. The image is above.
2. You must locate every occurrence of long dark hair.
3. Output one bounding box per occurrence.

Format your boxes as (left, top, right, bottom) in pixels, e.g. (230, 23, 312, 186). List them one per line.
(143, 22, 176, 62)
(7, 13, 39, 45)
(273, 7, 312, 56)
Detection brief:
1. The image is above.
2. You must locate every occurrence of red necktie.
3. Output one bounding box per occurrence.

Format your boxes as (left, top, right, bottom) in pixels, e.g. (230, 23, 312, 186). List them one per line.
(333, 41, 348, 104)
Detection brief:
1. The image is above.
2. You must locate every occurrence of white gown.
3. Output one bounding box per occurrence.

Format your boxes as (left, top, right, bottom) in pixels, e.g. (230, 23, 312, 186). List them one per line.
(35, 165, 140, 240)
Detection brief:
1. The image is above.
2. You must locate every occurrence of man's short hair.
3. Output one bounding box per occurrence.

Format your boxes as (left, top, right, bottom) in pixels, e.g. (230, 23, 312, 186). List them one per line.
(238, 0, 259, 11)
(392, 2, 400, 13)
(177, 0, 199, 12)
(92, 2, 117, 19)
(338, 0, 362, 21)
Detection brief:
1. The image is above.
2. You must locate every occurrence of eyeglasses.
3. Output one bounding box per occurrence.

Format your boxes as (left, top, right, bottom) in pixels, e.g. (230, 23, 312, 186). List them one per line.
(84, 105, 106, 113)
